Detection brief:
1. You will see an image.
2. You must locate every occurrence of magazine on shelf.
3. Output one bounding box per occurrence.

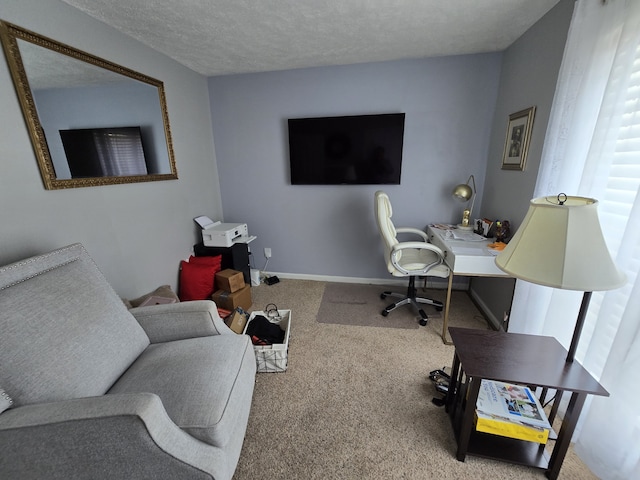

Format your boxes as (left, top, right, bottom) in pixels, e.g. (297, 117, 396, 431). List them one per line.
(475, 379, 551, 444)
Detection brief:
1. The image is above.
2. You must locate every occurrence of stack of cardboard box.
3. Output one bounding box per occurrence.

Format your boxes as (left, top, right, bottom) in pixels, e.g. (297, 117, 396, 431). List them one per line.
(211, 269, 252, 333)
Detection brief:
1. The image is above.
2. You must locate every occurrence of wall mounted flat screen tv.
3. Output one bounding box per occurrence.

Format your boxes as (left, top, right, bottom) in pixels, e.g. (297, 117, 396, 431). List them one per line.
(288, 113, 405, 185)
(59, 126, 148, 178)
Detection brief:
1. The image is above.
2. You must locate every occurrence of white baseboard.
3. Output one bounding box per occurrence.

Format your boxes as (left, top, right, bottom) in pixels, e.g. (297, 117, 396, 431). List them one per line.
(265, 272, 499, 330)
(264, 272, 469, 291)
(469, 286, 502, 330)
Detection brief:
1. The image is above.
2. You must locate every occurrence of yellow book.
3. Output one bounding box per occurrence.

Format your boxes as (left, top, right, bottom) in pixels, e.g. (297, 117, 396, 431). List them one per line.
(475, 410, 550, 444)
(475, 379, 551, 444)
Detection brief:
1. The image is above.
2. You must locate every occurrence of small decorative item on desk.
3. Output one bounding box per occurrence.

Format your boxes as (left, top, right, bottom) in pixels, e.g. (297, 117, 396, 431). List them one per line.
(495, 220, 510, 243)
(487, 241, 507, 253)
(474, 218, 493, 237)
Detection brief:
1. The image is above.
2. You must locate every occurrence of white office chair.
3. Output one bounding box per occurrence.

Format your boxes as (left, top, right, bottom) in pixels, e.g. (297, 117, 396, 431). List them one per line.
(374, 191, 450, 325)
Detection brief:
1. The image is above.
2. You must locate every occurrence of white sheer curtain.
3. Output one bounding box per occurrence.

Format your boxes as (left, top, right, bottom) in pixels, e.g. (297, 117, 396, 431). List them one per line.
(93, 130, 148, 176)
(508, 0, 640, 478)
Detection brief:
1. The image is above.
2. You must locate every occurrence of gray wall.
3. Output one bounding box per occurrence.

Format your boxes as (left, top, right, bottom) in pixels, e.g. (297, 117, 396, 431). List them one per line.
(209, 55, 502, 281)
(1, 0, 574, 314)
(0, 0, 222, 297)
(472, 0, 575, 328)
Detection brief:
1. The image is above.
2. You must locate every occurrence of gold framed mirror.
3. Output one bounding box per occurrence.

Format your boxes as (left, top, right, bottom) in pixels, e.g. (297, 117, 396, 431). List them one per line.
(0, 21, 178, 189)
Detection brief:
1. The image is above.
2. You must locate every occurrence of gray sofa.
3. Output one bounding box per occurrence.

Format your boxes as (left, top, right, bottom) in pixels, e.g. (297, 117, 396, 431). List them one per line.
(0, 243, 256, 479)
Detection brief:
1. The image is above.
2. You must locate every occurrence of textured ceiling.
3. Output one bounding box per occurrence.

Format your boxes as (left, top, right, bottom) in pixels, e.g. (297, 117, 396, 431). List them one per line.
(60, 0, 562, 77)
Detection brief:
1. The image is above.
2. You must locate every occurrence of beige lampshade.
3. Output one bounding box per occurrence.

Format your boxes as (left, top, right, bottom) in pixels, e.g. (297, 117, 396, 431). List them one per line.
(495, 195, 626, 291)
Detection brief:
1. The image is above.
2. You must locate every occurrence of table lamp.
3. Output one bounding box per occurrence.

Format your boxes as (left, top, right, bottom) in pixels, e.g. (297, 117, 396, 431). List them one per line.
(495, 194, 626, 362)
(452, 175, 476, 230)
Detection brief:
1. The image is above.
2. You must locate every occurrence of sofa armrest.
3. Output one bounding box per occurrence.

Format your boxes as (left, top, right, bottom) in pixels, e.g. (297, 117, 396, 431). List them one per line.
(0, 393, 229, 479)
(130, 300, 234, 343)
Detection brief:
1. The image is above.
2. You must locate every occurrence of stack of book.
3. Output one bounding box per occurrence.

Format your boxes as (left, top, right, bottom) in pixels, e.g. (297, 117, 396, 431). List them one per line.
(475, 379, 552, 444)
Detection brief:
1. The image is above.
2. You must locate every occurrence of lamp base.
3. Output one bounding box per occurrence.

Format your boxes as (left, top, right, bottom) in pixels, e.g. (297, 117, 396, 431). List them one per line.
(456, 224, 473, 231)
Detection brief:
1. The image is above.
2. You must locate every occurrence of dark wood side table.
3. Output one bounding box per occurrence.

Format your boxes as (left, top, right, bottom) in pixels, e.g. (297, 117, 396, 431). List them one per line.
(445, 327, 608, 480)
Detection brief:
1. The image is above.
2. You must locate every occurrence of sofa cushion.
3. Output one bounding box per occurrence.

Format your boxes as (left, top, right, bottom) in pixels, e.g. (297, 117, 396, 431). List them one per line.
(0, 244, 150, 406)
(108, 334, 256, 447)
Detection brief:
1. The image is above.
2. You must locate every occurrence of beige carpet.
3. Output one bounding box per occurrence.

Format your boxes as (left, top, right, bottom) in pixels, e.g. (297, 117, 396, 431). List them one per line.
(316, 282, 442, 329)
(234, 279, 597, 480)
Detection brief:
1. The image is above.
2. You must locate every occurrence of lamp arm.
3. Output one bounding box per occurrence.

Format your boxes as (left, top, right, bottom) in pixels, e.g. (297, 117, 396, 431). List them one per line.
(468, 174, 476, 192)
(467, 174, 477, 217)
(566, 291, 592, 363)
(468, 193, 476, 217)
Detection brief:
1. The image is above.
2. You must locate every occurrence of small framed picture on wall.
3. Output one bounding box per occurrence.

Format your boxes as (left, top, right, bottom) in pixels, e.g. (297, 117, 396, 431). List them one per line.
(501, 106, 536, 171)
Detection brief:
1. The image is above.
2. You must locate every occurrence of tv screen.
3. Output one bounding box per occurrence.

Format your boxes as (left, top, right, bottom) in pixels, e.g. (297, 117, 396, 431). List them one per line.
(59, 126, 148, 178)
(287, 113, 405, 185)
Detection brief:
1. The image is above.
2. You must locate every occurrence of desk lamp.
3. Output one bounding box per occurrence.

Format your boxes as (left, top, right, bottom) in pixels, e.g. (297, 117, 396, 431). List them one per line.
(495, 194, 626, 362)
(452, 175, 476, 230)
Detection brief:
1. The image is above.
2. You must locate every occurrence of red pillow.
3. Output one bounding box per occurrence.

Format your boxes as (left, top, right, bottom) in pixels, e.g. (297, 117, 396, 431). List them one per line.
(178, 260, 221, 301)
(188, 254, 222, 267)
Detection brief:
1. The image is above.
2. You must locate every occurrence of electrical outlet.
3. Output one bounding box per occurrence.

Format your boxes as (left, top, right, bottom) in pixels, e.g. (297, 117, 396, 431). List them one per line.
(264, 247, 272, 258)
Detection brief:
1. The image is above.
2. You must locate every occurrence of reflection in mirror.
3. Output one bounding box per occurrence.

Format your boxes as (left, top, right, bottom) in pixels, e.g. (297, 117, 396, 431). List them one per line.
(0, 21, 177, 189)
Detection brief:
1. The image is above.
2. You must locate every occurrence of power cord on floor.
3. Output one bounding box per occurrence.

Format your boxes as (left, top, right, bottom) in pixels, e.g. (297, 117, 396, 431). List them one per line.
(260, 257, 280, 285)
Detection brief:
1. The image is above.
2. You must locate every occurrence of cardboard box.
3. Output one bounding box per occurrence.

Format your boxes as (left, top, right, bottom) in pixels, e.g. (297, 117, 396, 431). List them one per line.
(215, 269, 245, 293)
(225, 309, 249, 334)
(243, 309, 291, 372)
(211, 284, 252, 311)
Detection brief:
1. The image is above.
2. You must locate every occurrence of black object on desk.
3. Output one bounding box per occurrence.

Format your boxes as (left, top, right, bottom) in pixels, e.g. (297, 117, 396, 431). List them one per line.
(445, 327, 608, 480)
(194, 242, 251, 285)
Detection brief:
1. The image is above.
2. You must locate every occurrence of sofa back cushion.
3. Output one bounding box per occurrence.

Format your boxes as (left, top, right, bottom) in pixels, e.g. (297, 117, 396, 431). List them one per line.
(0, 243, 150, 406)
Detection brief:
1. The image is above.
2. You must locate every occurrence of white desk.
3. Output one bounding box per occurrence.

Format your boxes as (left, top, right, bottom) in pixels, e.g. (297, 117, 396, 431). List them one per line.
(426, 225, 510, 344)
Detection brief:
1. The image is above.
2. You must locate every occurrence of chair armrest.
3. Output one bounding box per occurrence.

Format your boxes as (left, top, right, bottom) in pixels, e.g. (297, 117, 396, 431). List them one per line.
(391, 241, 447, 276)
(130, 300, 233, 343)
(0, 393, 227, 479)
(395, 227, 429, 242)
(392, 241, 445, 256)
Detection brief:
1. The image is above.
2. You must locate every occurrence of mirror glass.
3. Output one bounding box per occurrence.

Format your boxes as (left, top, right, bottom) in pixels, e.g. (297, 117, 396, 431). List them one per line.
(0, 21, 177, 189)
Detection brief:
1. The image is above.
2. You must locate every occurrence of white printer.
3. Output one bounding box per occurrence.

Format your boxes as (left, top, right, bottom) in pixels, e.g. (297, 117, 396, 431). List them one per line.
(194, 216, 255, 247)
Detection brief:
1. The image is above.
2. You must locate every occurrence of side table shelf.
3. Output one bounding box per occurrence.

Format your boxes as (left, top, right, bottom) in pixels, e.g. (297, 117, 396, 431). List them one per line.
(444, 327, 608, 480)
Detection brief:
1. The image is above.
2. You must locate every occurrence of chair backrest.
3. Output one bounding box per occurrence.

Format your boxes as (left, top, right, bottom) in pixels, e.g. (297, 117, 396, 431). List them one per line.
(375, 191, 400, 274)
(0, 243, 150, 407)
